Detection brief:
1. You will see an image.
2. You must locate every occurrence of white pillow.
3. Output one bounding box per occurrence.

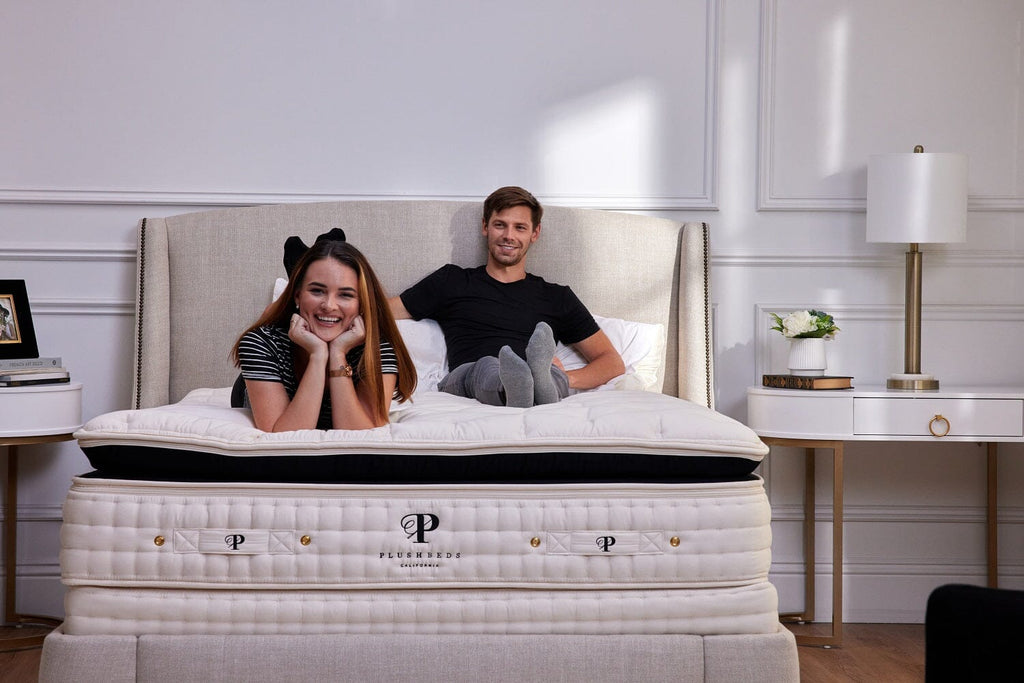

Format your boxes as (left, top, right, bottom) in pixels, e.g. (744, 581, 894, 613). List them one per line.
(273, 277, 288, 302)
(274, 279, 664, 393)
(396, 318, 448, 392)
(554, 315, 666, 392)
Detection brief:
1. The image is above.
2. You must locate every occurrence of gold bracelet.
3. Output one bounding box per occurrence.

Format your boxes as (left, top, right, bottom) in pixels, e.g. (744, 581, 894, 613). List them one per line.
(328, 364, 353, 378)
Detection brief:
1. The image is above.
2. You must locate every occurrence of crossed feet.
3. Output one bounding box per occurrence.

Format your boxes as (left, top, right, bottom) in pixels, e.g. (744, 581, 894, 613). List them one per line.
(498, 322, 559, 408)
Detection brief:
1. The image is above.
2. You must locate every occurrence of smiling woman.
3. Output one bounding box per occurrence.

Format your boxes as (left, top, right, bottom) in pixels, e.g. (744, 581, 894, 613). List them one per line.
(230, 236, 416, 431)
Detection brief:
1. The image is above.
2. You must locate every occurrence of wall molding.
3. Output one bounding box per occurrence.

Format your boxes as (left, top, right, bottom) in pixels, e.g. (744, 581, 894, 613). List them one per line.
(23, 246, 1024, 270)
(0, 504, 64, 522)
(756, 0, 1024, 212)
(698, 0, 721, 209)
(0, 189, 714, 212)
(714, 251, 1024, 269)
(772, 503, 1024, 525)
(0, 244, 134, 262)
(0, 4, 723, 212)
(30, 298, 134, 317)
(772, 560, 1024, 577)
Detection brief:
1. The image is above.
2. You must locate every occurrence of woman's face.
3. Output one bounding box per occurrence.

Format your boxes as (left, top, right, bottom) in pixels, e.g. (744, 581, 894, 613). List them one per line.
(294, 258, 360, 342)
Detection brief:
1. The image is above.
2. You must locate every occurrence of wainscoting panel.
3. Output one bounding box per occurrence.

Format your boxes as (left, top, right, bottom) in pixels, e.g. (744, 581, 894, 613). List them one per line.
(758, 0, 1024, 211)
(753, 303, 1024, 386)
(1, 0, 719, 210)
(767, 441, 1024, 621)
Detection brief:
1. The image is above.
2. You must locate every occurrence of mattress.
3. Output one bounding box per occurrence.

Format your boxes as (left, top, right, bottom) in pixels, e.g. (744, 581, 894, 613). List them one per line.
(59, 477, 778, 636)
(74, 388, 769, 483)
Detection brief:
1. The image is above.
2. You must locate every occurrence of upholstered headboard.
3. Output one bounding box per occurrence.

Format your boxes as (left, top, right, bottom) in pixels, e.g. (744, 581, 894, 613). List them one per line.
(131, 201, 713, 410)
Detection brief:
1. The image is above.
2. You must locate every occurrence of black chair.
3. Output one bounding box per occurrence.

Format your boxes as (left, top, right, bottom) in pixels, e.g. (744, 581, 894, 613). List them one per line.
(925, 583, 1024, 682)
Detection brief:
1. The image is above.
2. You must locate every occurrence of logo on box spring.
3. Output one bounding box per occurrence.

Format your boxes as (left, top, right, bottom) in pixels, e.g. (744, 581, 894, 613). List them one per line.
(546, 531, 665, 555)
(173, 529, 294, 554)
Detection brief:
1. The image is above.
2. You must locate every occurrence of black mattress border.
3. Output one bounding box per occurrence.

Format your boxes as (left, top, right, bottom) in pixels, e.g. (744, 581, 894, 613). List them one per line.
(81, 444, 760, 484)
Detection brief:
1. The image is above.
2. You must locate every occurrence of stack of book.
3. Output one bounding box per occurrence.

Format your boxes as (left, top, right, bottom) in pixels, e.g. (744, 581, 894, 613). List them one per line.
(0, 356, 70, 387)
(762, 374, 852, 390)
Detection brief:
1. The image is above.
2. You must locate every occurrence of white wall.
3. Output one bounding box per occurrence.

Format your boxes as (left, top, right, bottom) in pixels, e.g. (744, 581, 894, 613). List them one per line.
(2, 0, 1022, 623)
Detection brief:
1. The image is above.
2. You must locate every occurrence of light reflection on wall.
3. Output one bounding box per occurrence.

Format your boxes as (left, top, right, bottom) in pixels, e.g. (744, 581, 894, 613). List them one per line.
(537, 79, 661, 198)
(822, 12, 849, 177)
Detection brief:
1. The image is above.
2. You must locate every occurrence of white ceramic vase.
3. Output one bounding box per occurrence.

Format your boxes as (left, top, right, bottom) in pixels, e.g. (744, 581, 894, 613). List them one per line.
(787, 337, 827, 377)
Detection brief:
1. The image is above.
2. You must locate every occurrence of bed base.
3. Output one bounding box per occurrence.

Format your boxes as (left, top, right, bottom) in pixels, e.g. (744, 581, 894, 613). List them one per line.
(41, 626, 799, 682)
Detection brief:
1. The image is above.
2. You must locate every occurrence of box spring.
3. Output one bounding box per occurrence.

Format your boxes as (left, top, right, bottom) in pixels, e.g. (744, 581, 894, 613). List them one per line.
(60, 477, 777, 637)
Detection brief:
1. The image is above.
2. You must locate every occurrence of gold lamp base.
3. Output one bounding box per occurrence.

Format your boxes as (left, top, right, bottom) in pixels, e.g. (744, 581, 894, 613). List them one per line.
(887, 244, 941, 392)
(887, 373, 939, 391)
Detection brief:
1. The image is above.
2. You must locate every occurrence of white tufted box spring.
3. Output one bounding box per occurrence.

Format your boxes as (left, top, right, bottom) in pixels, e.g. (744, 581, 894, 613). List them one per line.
(60, 477, 778, 636)
(61, 478, 772, 590)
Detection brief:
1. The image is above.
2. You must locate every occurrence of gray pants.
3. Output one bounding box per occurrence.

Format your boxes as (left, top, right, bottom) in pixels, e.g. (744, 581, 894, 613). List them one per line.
(438, 357, 570, 407)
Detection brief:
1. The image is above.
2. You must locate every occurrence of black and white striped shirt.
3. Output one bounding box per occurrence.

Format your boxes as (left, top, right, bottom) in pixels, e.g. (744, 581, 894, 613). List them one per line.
(237, 325, 398, 429)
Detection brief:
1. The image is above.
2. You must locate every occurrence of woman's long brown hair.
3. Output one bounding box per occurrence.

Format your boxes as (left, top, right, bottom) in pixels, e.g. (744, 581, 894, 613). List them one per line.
(232, 239, 416, 425)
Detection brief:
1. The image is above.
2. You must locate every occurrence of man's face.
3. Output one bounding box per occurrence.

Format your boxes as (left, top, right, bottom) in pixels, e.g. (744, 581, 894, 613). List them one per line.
(482, 205, 540, 268)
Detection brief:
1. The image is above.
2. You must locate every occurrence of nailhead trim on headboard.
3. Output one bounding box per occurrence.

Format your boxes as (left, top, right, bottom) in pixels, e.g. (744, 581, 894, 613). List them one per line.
(701, 222, 712, 409)
(133, 217, 147, 410)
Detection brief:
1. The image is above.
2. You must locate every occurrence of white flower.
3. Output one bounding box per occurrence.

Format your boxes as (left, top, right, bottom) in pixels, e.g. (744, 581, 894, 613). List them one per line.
(781, 310, 816, 338)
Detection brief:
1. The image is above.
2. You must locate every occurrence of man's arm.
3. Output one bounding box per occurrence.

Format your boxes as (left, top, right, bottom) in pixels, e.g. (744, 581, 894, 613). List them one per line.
(388, 296, 412, 320)
(563, 329, 625, 390)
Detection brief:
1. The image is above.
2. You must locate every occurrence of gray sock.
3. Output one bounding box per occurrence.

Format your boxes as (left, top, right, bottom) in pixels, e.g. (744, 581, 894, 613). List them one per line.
(498, 346, 534, 408)
(526, 322, 559, 405)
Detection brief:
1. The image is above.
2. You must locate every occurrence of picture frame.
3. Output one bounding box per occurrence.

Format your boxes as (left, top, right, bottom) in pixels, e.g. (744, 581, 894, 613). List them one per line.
(0, 280, 40, 359)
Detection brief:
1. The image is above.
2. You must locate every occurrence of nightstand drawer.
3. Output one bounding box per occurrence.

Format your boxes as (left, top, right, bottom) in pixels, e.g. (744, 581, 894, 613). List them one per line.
(853, 397, 1024, 437)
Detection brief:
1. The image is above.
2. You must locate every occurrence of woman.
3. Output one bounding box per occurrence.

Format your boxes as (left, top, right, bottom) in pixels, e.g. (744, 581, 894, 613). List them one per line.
(231, 238, 416, 431)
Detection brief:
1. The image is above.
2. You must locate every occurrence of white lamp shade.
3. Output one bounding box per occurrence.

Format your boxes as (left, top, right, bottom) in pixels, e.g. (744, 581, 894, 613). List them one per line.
(866, 152, 968, 243)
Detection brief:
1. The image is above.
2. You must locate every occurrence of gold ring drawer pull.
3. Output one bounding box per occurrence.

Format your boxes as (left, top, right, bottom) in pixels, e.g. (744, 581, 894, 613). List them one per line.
(929, 414, 951, 437)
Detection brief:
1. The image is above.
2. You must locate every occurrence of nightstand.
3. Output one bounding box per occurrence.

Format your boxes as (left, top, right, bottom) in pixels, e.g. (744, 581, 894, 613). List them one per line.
(0, 381, 82, 651)
(747, 385, 1023, 648)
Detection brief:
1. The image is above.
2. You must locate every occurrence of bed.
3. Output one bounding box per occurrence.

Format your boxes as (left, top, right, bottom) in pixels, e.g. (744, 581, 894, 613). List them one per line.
(40, 200, 798, 682)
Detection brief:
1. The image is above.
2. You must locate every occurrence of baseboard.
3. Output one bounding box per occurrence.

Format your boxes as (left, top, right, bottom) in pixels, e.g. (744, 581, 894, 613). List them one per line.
(773, 569, 1024, 623)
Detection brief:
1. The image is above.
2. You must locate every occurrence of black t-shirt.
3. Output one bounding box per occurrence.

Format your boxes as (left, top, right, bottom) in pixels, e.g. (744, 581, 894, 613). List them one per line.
(400, 265, 599, 369)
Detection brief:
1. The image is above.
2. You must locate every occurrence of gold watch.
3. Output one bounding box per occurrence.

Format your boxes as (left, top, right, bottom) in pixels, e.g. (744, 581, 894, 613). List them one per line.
(328, 364, 353, 378)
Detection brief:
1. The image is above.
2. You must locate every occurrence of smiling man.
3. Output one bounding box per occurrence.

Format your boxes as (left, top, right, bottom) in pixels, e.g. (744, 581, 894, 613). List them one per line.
(389, 186, 624, 407)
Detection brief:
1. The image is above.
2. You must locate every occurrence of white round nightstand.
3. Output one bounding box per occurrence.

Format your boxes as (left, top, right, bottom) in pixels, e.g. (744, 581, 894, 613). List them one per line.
(0, 381, 82, 651)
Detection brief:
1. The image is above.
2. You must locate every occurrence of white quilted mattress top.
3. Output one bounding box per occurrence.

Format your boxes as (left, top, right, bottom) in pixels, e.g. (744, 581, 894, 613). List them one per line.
(60, 477, 772, 591)
(74, 388, 768, 459)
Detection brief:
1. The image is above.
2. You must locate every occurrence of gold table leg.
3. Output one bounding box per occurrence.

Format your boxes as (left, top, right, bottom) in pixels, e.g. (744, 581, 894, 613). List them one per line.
(766, 438, 843, 648)
(987, 443, 998, 589)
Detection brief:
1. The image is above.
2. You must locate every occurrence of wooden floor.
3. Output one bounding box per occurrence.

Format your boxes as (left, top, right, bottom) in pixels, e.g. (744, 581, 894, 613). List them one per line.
(789, 623, 925, 682)
(0, 623, 926, 682)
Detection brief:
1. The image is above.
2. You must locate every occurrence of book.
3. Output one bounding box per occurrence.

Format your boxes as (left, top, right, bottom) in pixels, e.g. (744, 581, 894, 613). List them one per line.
(0, 366, 68, 377)
(0, 375, 71, 387)
(0, 368, 70, 386)
(0, 356, 62, 371)
(762, 374, 852, 390)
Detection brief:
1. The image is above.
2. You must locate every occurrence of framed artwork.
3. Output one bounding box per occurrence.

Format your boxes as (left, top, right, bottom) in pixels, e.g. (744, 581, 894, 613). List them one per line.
(0, 280, 39, 359)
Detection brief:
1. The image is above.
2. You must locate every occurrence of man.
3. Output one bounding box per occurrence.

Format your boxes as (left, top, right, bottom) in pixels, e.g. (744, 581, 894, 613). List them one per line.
(389, 186, 624, 407)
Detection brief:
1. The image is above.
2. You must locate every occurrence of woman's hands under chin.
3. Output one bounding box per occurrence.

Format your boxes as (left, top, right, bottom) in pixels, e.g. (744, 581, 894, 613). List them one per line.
(289, 313, 328, 357)
(330, 315, 366, 356)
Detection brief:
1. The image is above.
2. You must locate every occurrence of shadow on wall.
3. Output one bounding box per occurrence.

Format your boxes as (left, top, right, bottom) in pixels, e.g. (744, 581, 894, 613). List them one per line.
(713, 338, 755, 422)
(447, 204, 487, 268)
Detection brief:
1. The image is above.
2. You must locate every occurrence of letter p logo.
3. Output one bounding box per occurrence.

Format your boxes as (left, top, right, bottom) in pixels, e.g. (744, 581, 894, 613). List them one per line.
(401, 513, 439, 543)
(225, 534, 246, 551)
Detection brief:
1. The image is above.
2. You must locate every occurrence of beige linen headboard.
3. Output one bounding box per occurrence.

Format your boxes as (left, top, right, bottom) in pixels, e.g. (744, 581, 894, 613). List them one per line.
(131, 201, 713, 410)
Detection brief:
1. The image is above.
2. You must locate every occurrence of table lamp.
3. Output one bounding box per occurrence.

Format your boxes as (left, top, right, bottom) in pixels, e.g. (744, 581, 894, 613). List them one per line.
(866, 145, 968, 391)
